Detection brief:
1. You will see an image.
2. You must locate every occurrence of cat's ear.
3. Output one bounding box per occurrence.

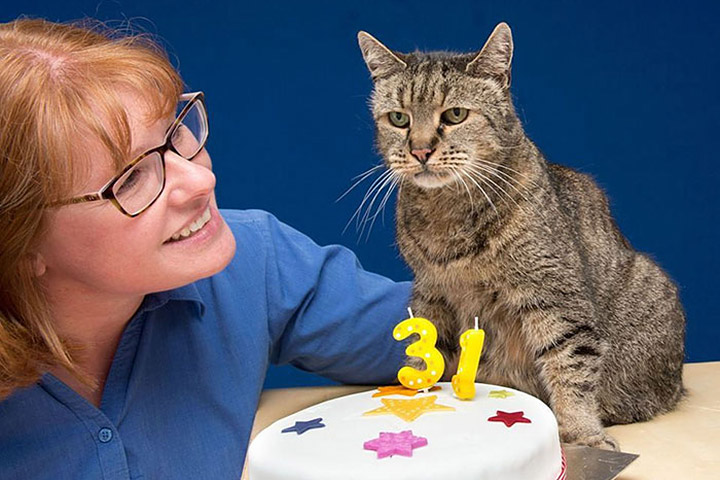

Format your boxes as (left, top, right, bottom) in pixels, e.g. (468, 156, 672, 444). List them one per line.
(358, 31, 407, 81)
(466, 22, 514, 89)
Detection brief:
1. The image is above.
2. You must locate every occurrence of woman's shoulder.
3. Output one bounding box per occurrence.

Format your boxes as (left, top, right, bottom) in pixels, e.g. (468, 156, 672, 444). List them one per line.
(212, 208, 298, 277)
(220, 208, 309, 247)
(219, 208, 282, 241)
(220, 208, 276, 227)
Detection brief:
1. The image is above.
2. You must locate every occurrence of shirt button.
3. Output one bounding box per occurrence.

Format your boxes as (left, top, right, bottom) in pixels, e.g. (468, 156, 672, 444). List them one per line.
(98, 428, 113, 443)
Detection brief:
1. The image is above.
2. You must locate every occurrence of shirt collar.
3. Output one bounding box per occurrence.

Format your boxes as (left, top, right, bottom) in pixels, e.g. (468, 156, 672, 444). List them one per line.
(139, 282, 206, 318)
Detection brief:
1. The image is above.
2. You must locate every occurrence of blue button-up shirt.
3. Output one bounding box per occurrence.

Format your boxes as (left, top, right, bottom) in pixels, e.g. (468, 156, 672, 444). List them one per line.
(0, 209, 411, 479)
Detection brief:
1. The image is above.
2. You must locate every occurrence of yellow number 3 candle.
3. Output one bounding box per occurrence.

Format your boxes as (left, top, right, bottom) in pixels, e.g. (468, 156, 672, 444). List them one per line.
(393, 310, 445, 390)
(451, 317, 486, 400)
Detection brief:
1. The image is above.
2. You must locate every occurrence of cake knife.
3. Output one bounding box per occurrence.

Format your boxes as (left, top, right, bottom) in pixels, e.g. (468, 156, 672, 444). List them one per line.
(563, 444, 639, 480)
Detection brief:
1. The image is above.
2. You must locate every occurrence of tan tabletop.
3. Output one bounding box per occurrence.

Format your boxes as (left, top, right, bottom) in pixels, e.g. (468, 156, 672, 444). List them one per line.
(244, 362, 720, 479)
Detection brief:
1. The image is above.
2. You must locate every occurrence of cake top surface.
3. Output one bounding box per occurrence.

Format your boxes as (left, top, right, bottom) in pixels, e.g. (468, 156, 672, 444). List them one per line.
(248, 382, 564, 480)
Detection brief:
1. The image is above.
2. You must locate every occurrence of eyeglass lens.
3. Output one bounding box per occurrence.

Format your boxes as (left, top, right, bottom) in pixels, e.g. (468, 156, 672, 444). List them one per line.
(112, 151, 164, 215)
(171, 101, 207, 158)
(111, 98, 208, 215)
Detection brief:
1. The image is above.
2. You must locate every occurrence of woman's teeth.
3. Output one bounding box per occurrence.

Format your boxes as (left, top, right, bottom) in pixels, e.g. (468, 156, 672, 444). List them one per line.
(170, 207, 211, 241)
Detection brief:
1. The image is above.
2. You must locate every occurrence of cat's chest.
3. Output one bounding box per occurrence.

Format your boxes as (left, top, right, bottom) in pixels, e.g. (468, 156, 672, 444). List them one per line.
(429, 273, 542, 397)
(417, 254, 504, 298)
(396, 201, 497, 266)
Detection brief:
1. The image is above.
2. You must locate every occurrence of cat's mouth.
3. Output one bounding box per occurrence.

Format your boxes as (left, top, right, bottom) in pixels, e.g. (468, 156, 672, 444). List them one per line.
(412, 169, 453, 189)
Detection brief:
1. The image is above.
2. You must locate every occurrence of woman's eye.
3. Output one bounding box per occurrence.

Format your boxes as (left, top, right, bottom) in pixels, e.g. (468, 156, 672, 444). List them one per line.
(116, 164, 147, 194)
(441, 107, 469, 125)
(388, 111, 410, 128)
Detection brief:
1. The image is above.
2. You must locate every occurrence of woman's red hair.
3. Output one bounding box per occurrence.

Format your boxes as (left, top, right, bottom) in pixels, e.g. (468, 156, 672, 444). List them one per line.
(0, 18, 183, 398)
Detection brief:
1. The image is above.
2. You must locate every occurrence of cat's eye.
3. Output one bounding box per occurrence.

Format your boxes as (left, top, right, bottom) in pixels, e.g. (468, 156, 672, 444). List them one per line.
(441, 107, 469, 125)
(388, 111, 410, 128)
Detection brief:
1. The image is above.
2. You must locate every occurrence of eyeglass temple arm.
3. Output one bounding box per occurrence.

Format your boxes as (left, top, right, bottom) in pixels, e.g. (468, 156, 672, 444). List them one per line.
(49, 193, 104, 207)
(71, 193, 104, 203)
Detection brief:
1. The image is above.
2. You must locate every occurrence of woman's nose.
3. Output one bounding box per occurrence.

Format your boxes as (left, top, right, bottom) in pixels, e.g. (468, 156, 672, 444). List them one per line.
(163, 149, 216, 204)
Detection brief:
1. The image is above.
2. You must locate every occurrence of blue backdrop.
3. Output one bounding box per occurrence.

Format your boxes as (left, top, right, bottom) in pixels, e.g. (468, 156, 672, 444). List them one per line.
(5, 1, 719, 388)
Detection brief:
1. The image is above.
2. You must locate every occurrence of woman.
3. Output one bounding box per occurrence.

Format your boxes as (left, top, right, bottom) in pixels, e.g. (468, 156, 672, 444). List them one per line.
(0, 18, 410, 479)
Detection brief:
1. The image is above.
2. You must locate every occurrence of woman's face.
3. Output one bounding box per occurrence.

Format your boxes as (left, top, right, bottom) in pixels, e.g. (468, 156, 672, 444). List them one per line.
(35, 92, 237, 299)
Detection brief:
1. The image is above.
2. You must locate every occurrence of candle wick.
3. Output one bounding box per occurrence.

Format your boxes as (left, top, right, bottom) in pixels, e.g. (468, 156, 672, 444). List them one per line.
(408, 307, 414, 318)
(474, 316, 479, 330)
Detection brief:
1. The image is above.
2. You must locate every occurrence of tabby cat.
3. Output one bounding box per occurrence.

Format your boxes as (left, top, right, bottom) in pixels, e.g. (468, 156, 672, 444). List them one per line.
(357, 23, 685, 450)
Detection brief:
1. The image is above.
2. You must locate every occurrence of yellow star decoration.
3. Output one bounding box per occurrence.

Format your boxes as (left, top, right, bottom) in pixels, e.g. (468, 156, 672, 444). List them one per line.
(488, 389, 515, 399)
(363, 395, 455, 422)
(372, 385, 442, 398)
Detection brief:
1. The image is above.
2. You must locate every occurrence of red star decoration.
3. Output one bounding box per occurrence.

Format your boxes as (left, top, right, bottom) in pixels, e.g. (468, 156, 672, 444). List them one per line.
(487, 410, 532, 427)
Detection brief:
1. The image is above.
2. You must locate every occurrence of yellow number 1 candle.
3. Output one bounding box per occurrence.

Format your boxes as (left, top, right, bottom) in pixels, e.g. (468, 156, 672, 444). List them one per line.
(393, 309, 445, 390)
(451, 317, 486, 400)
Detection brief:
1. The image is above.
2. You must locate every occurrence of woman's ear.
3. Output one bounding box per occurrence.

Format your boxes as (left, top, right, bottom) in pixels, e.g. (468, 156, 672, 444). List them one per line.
(31, 253, 47, 277)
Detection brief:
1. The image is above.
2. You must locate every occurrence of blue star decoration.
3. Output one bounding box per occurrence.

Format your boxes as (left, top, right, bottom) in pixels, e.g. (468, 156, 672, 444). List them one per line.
(281, 417, 326, 435)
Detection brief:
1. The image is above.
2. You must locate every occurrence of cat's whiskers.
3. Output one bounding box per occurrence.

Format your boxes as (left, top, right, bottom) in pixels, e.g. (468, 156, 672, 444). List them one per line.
(447, 165, 476, 213)
(360, 174, 398, 241)
(344, 169, 394, 235)
(442, 158, 510, 212)
(473, 160, 543, 202)
(444, 167, 463, 195)
(457, 168, 499, 216)
(464, 164, 545, 221)
(376, 175, 400, 219)
(471, 159, 549, 221)
(337, 164, 385, 202)
(461, 164, 517, 213)
(466, 163, 547, 221)
(364, 174, 400, 240)
(446, 148, 545, 194)
(438, 150, 542, 216)
(358, 170, 400, 240)
(476, 158, 544, 192)
(445, 153, 545, 210)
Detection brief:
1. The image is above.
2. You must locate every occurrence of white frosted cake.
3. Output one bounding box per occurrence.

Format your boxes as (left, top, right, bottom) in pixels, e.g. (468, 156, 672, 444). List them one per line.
(248, 382, 566, 480)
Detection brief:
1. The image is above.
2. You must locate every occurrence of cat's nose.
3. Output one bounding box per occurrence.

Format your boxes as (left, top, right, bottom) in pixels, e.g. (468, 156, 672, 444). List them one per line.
(410, 148, 434, 164)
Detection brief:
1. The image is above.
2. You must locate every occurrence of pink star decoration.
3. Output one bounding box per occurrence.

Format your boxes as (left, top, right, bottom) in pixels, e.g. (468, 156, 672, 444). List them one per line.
(487, 410, 532, 427)
(363, 430, 428, 459)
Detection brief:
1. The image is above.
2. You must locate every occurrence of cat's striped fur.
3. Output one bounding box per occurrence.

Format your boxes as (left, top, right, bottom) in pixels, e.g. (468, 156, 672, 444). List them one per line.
(358, 23, 685, 450)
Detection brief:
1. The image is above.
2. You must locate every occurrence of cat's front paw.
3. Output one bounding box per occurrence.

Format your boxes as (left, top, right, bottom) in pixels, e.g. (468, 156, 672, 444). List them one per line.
(562, 430, 620, 451)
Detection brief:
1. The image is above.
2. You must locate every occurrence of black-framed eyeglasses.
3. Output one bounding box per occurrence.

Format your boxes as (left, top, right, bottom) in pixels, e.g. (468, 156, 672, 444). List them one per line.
(50, 91, 209, 217)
